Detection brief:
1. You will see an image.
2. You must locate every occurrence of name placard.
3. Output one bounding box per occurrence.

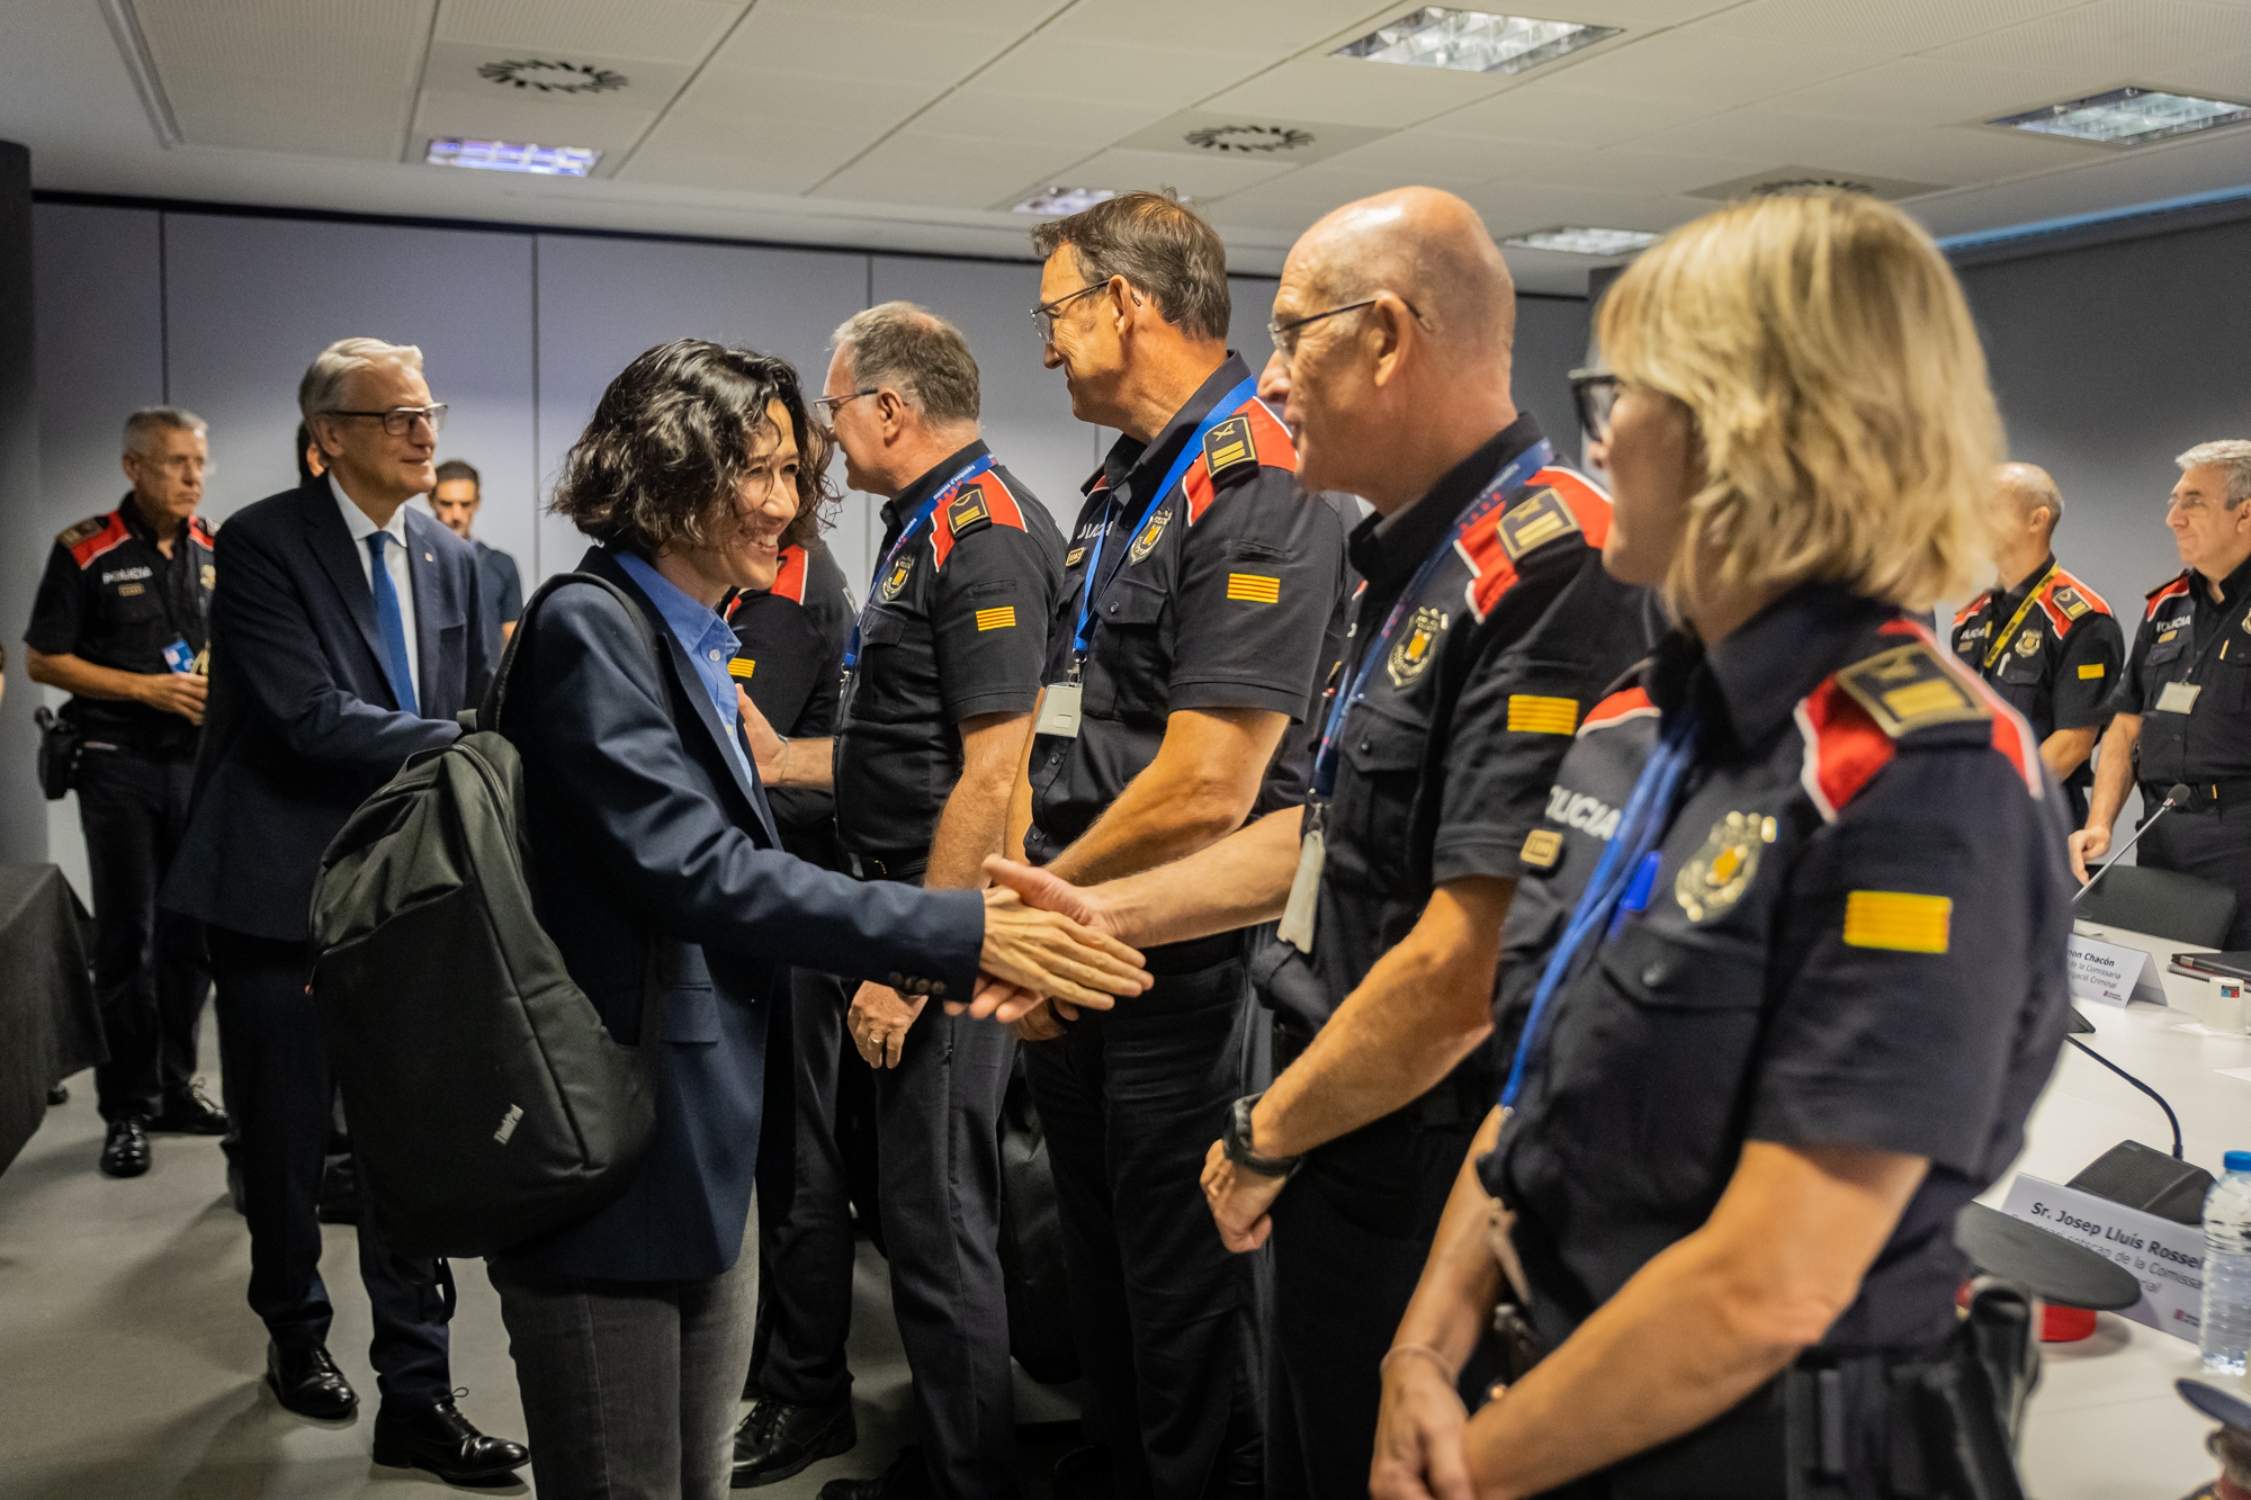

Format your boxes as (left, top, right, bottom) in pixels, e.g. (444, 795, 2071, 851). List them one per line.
(1998, 1173, 2206, 1342)
(2068, 931, 2159, 1008)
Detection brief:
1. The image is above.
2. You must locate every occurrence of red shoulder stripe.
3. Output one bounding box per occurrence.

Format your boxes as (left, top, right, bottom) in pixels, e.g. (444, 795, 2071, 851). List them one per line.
(2035, 592, 2070, 635)
(188, 516, 216, 551)
(1794, 679, 1898, 822)
(68, 513, 131, 570)
(1528, 466, 1612, 550)
(1184, 396, 1296, 527)
(969, 471, 1027, 531)
(1454, 519, 1520, 622)
(932, 472, 1028, 571)
(1183, 454, 1217, 526)
(2145, 575, 2191, 620)
(769, 545, 808, 606)
(1581, 685, 1656, 734)
(1952, 592, 1990, 629)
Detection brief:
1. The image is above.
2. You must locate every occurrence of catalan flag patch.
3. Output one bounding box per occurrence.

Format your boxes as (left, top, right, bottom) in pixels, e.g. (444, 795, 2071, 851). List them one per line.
(974, 606, 1017, 632)
(2077, 663, 2105, 680)
(1226, 572, 1282, 604)
(1842, 891, 1952, 955)
(1506, 694, 1580, 735)
(728, 658, 756, 681)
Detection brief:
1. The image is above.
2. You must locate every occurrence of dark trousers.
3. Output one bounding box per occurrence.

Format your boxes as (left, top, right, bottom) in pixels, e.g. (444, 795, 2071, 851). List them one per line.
(1023, 952, 1267, 1500)
(77, 747, 210, 1121)
(207, 926, 449, 1405)
(2142, 798, 2251, 949)
(491, 1205, 760, 1500)
(1267, 1097, 1481, 1500)
(752, 966, 863, 1407)
(877, 1001, 1019, 1500)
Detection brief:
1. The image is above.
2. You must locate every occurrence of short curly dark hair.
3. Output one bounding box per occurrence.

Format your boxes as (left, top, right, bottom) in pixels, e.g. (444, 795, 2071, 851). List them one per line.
(551, 338, 835, 556)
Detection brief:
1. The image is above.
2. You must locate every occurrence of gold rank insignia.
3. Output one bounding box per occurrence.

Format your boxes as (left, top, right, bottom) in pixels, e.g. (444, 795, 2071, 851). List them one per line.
(728, 658, 756, 681)
(974, 605, 1017, 632)
(56, 516, 104, 547)
(2158, 627, 2182, 644)
(2077, 663, 2105, 680)
(1833, 642, 1987, 736)
(200, 563, 217, 590)
(1675, 811, 1776, 922)
(948, 492, 989, 532)
(1203, 415, 1256, 478)
(1386, 605, 1448, 686)
(1520, 828, 1563, 871)
(1842, 890, 1952, 955)
(881, 556, 913, 601)
(2015, 629, 2041, 657)
(1495, 488, 1581, 561)
(2054, 586, 2090, 620)
(1128, 507, 1171, 564)
(1065, 546, 1085, 568)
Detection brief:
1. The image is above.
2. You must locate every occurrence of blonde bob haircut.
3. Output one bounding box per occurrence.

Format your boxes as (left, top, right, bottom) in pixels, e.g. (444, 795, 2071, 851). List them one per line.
(1595, 190, 2001, 614)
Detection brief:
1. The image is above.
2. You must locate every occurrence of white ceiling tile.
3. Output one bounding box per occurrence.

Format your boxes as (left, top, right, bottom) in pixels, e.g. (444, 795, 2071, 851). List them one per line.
(911, 88, 1176, 149)
(1460, 138, 1615, 186)
(1927, 0, 2251, 89)
(1615, 106, 2114, 187)
(811, 133, 1101, 208)
(1049, 0, 1395, 55)
(1476, 0, 1745, 23)
(1828, 123, 2119, 184)
(970, 34, 1273, 112)
(168, 96, 406, 157)
(134, 0, 434, 80)
(1689, 0, 2085, 53)
(434, 0, 747, 64)
(1062, 145, 1308, 199)
(1542, 30, 1886, 107)
(710, 6, 1020, 82)
(1440, 82, 1719, 145)
(1203, 55, 1520, 130)
(664, 64, 948, 131)
(1576, 146, 1770, 193)
(1463, 180, 1709, 234)
(614, 135, 837, 195)
(754, 0, 1061, 24)
(1764, 56, 2088, 126)
(413, 89, 658, 150)
(1614, 107, 1918, 161)
(1316, 129, 1533, 180)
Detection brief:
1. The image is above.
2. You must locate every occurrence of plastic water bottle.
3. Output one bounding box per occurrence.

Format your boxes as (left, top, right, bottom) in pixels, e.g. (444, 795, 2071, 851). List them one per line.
(2200, 1150, 2251, 1375)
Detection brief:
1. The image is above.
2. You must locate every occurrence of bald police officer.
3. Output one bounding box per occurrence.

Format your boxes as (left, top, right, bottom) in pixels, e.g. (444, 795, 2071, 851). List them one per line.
(1948, 463, 2123, 827)
(2073, 440, 2251, 948)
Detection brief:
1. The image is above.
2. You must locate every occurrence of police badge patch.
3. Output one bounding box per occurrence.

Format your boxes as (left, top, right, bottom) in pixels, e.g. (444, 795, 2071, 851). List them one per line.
(1128, 507, 1171, 564)
(1674, 811, 1777, 922)
(200, 563, 216, 591)
(2015, 629, 2041, 657)
(881, 556, 914, 601)
(1386, 606, 1448, 687)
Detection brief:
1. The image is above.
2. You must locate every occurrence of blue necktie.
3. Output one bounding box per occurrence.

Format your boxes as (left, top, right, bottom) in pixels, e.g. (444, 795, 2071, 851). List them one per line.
(365, 532, 419, 716)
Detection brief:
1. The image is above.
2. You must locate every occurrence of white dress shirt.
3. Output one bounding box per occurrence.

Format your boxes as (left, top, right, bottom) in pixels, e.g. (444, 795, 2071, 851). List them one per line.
(329, 473, 422, 703)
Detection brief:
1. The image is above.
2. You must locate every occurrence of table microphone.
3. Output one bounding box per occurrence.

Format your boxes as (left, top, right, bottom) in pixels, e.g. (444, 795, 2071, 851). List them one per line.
(2073, 782, 2193, 901)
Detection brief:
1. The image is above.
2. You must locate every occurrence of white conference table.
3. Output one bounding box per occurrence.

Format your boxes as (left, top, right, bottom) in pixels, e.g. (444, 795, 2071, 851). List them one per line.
(2001, 982, 2251, 1496)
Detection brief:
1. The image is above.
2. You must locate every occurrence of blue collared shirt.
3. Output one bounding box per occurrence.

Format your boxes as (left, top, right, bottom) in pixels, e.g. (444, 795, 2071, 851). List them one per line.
(613, 550, 758, 790)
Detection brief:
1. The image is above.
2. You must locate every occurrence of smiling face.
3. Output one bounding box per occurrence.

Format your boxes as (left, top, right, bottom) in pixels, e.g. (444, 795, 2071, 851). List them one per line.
(1037, 246, 1125, 427)
(313, 359, 438, 508)
(1596, 384, 1700, 592)
(710, 398, 803, 593)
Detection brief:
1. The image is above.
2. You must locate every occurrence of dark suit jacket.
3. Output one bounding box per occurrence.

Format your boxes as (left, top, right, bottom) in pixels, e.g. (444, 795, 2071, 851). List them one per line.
(165, 478, 490, 942)
(497, 546, 981, 1283)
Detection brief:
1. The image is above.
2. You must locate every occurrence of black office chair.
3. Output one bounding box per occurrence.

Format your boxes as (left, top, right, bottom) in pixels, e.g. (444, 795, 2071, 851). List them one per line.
(2077, 862, 2238, 948)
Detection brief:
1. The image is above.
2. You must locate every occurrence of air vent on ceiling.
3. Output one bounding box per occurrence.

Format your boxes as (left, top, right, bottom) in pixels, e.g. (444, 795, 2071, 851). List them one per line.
(1688, 165, 1944, 204)
(1184, 123, 1317, 155)
(477, 58, 628, 96)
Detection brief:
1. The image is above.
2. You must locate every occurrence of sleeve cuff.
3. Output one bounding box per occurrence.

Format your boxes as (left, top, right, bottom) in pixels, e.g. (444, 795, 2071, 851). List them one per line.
(943, 686, 1042, 724)
(1432, 830, 1532, 885)
(1169, 675, 1312, 719)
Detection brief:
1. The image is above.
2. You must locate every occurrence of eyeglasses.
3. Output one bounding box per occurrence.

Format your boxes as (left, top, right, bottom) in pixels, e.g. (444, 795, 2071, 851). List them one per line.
(325, 403, 448, 437)
(1568, 368, 1620, 443)
(1029, 282, 1108, 344)
(813, 389, 877, 417)
(1266, 295, 1424, 361)
(130, 454, 210, 478)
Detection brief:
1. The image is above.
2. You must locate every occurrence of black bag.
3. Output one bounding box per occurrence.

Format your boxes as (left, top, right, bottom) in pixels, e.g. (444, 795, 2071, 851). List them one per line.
(308, 574, 667, 1259)
(33, 706, 82, 801)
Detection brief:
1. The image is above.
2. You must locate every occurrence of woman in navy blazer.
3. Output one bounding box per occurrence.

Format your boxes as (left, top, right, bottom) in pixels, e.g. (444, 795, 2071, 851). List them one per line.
(487, 340, 1147, 1500)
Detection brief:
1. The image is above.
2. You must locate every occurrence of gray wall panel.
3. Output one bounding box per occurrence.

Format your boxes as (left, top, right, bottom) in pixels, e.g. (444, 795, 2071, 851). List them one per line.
(533, 235, 869, 582)
(1516, 294, 1591, 467)
(161, 212, 537, 574)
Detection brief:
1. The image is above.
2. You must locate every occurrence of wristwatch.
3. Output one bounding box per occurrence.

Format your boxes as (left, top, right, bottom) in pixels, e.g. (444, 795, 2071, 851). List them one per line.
(1224, 1094, 1303, 1180)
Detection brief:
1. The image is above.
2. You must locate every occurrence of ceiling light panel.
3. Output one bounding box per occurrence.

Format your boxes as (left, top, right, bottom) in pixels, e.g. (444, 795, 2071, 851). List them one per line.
(426, 137, 601, 175)
(1503, 226, 1660, 254)
(1988, 86, 2251, 146)
(1333, 8, 1620, 75)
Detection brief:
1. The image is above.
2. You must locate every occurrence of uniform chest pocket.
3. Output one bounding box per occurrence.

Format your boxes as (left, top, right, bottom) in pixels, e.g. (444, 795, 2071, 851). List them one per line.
(1086, 577, 1170, 719)
(2144, 631, 2188, 669)
(106, 586, 170, 631)
(2215, 642, 2251, 711)
(858, 608, 913, 651)
(1551, 923, 1768, 1207)
(1336, 699, 1431, 882)
(1994, 648, 2047, 688)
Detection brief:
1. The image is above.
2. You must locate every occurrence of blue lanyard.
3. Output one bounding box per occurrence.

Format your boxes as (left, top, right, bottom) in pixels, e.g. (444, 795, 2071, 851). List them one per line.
(842, 454, 994, 672)
(1497, 706, 1702, 1115)
(1310, 440, 1553, 802)
(1068, 375, 1260, 664)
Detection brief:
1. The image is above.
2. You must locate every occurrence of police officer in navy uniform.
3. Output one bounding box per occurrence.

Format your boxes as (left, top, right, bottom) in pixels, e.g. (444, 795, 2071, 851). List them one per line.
(742, 303, 1063, 1500)
(1346, 191, 2066, 1500)
(974, 191, 1655, 1498)
(725, 530, 874, 1489)
(2072, 440, 2251, 948)
(24, 406, 226, 1178)
(1948, 463, 2123, 827)
(1003, 193, 1348, 1499)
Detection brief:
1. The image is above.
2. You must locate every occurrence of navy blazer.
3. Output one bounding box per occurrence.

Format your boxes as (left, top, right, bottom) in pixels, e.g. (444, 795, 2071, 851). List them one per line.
(165, 478, 490, 943)
(497, 547, 982, 1283)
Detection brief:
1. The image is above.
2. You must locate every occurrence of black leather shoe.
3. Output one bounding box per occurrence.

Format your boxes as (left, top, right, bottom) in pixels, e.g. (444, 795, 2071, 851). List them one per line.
(99, 1117, 151, 1178)
(732, 1396, 855, 1487)
(151, 1083, 229, 1135)
(373, 1397, 529, 1486)
(817, 1447, 932, 1500)
(265, 1341, 358, 1420)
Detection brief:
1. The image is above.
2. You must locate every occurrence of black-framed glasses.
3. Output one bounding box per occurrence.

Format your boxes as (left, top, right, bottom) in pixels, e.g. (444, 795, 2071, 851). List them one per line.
(813, 389, 878, 417)
(1030, 282, 1107, 344)
(325, 403, 448, 437)
(1569, 368, 1620, 443)
(1266, 296, 1423, 360)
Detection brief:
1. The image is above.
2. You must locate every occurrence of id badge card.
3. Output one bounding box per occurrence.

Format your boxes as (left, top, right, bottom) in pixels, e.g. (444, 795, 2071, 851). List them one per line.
(2156, 680, 2203, 715)
(162, 638, 195, 674)
(1276, 816, 1326, 953)
(1035, 681, 1084, 739)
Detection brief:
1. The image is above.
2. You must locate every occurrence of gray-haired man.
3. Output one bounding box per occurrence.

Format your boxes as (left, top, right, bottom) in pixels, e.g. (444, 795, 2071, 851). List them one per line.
(25, 407, 223, 1176)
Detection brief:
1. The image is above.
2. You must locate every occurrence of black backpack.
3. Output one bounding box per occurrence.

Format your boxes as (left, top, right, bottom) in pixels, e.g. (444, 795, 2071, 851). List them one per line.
(309, 574, 666, 1260)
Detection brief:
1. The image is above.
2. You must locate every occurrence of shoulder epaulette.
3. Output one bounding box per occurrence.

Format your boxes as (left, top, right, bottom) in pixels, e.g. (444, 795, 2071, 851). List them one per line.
(2145, 573, 2193, 619)
(1182, 398, 1295, 525)
(1797, 624, 2039, 820)
(188, 516, 217, 550)
(60, 512, 130, 570)
(1579, 684, 1657, 736)
(1952, 592, 1991, 629)
(768, 545, 808, 606)
(2037, 568, 2111, 634)
(933, 471, 1028, 571)
(1457, 463, 1610, 621)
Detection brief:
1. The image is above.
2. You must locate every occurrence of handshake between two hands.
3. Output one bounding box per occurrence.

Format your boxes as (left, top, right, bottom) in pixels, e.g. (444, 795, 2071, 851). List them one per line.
(957, 856, 1145, 1041)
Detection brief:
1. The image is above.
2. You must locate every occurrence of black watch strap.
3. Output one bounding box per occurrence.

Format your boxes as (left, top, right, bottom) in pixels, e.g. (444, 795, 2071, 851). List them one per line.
(1224, 1094, 1302, 1179)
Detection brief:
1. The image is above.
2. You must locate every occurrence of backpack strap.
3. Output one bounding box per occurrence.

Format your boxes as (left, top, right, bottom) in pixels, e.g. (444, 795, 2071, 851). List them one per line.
(475, 571, 666, 733)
